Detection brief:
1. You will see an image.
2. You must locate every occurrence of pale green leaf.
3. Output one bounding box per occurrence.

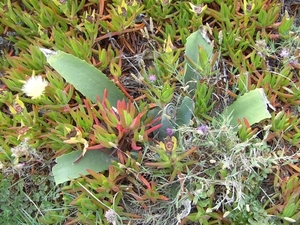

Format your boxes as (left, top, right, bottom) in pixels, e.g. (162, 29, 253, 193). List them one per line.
(184, 29, 213, 92)
(40, 48, 126, 106)
(223, 88, 273, 127)
(52, 150, 114, 185)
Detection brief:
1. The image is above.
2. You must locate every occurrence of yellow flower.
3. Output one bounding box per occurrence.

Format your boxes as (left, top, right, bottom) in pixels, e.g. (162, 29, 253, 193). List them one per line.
(22, 75, 48, 99)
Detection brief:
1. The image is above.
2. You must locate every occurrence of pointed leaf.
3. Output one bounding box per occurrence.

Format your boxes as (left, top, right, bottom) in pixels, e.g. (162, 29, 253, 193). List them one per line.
(40, 48, 127, 106)
(184, 29, 213, 92)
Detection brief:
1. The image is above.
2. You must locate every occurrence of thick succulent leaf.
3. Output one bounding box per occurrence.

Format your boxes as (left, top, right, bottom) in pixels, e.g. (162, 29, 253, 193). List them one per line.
(40, 48, 126, 106)
(184, 29, 213, 92)
(158, 103, 177, 140)
(223, 88, 273, 127)
(52, 150, 114, 185)
(176, 96, 194, 126)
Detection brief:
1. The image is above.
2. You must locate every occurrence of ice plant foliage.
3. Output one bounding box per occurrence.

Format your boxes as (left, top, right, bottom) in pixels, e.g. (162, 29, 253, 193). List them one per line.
(88, 90, 161, 163)
(21, 75, 48, 99)
(0, 0, 299, 224)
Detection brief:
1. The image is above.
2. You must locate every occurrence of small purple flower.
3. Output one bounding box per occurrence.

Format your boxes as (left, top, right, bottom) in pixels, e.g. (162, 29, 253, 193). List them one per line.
(13, 163, 25, 171)
(166, 128, 173, 136)
(197, 125, 207, 135)
(148, 74, 156, 82)
(280, 48, 289, 58)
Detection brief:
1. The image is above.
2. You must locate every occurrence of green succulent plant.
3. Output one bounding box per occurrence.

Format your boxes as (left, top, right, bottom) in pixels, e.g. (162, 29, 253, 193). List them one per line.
(0, 0, 300, 224)
(149, 96, 195, 140)
(266, 174, 300, 223)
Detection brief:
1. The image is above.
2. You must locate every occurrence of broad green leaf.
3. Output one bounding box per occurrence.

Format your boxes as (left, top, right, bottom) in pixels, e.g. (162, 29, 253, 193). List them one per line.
(223, 88, 273, 127)
(184, 29, 213, 93)
(40, 48, 127, 106)
(52, 150, 114, 185)
(176, 96, 194, 126)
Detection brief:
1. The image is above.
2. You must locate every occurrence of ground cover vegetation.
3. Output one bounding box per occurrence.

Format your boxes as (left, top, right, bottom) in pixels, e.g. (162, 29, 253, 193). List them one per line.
(0, 0, 300, 224)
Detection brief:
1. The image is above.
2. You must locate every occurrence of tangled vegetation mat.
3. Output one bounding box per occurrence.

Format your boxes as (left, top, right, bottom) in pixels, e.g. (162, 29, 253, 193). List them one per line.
(0, 0, 300, 224)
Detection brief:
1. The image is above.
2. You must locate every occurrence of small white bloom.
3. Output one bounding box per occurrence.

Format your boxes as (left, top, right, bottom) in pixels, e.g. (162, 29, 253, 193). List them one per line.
(22, 75, 48, 99)
(246, 204, 250, 212)
(11, 140, 30, 158)
(13, 163, 25, 171)
(105, 209, 117, 224)
(209, 159, 216, 164)
(206, 208, 213, 213)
